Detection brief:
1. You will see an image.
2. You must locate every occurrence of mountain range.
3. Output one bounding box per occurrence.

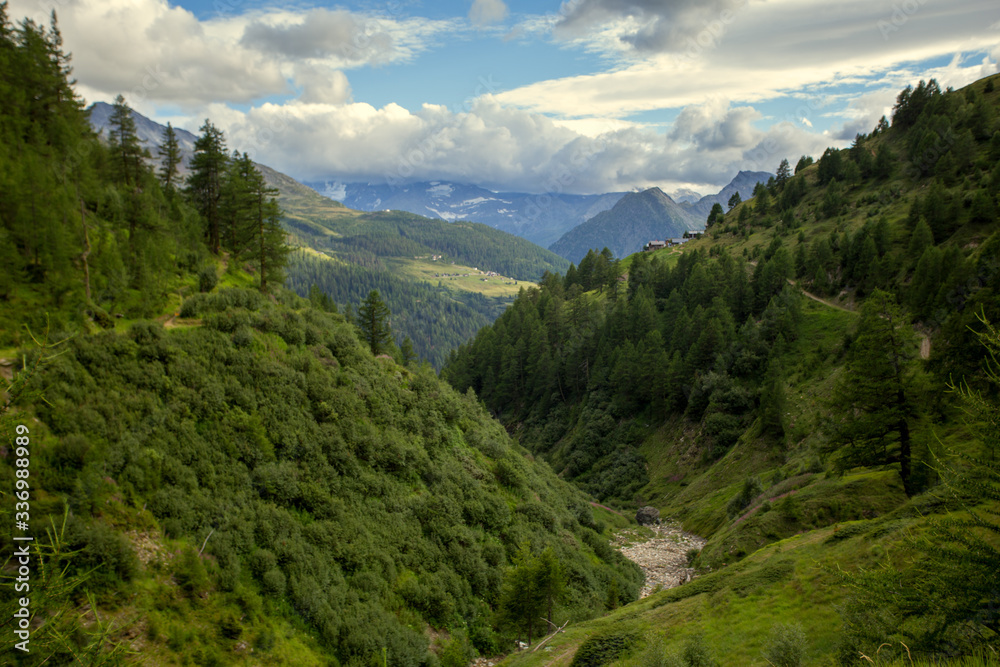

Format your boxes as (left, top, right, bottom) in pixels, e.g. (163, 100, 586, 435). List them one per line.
(310, 180, 626, 248)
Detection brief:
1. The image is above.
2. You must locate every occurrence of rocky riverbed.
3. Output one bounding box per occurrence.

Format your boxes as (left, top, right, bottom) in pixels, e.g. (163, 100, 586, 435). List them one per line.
(613, 523, 707, 598)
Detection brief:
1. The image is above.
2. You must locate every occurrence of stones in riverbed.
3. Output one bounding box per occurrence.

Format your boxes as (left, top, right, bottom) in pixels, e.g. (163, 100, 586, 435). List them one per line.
(636, 506, 660, 525)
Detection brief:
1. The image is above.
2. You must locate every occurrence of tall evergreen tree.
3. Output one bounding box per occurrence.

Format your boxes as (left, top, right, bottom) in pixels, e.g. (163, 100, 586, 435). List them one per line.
(187, 119, 228, 254)
(158, 122, 181, 193)
(107, 94, 147, 187)
(357, 289, 393, 355)
(775, 158, 791, 188)
(832, 290, 918, 495)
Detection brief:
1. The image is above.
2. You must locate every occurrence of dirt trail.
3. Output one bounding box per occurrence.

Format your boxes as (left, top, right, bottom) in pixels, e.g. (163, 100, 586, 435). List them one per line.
(786, 278, 854, 313)
(614, 522, 707, 598)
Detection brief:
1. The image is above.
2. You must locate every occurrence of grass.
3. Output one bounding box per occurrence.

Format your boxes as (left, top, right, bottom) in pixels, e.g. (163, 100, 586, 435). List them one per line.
(386, 257, 532, 299)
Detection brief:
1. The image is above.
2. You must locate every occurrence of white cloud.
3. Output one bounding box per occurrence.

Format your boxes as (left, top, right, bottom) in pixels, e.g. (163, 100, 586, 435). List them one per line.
(195, 96, 831, 195)
(469, 0, 509, 28)
(5, 0, 458, 108)
(501, 0, 1000, 118)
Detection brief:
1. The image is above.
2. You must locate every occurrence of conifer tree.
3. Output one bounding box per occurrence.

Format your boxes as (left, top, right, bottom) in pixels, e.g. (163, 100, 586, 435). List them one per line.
(706, 202, 725, 227)
(107, 94, 147, 187)
(158, 122, 181, 193)
(832, 290, 917, 494)
(775, 158, 791, 188)
(357, 289, 392, 355)
(187, 119, 228, 254)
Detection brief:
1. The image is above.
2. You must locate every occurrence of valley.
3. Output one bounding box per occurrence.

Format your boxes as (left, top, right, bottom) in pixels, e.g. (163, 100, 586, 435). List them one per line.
(1, 4, 999, 667)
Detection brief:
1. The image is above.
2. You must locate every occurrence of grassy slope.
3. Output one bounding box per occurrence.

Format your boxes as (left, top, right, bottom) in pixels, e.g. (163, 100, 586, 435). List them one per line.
(493, 73, 1000, 665)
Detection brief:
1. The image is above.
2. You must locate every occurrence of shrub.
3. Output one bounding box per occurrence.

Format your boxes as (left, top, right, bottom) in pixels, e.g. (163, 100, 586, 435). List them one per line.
(681, 634, 719, 667)
(174, 547, 208, 595)
(198, 264, 218, 292)
(642, 634, 685, 667)
(762, 623, 806, 667)
(726, 476, 763, 519)
(571, 628, 640, 667)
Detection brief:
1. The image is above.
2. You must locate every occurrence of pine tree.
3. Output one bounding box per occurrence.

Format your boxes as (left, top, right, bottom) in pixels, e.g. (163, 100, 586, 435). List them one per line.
(775, 158, 791, 188)
(498, 545, 546, 644)
(187, 119, 229, 254)
(400, 337, 417, 366)
(107, 94, 147, 187)
(832, 290, 917, 494)
(728, 191, 742, 211)
(357, 290, 392, 355)
(158, 122, 181, 193)
(534, 547, 565, 631)
(706, 202, 725, 227)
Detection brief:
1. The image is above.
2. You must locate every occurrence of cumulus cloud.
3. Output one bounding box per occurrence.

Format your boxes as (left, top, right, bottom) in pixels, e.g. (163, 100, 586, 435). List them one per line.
(5, 0, 457, 108)
(469, 0, 509, 28)
(204, 96, 832, 195)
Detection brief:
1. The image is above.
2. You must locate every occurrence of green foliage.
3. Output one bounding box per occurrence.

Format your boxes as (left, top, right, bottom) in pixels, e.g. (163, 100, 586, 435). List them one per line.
(570, 627, 640, 667)
(762, 622, 807, 667)
(4, 287, 638, 665)
(357, 289, 393, 355)
(726, 476, 764, 519)
(838, 316, 1000, 660)
(830, 290, 919, 494)
(681, 634, 719, 667)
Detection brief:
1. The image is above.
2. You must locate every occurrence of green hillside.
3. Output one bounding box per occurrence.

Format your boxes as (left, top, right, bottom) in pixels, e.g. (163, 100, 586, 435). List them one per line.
(443, 73, 1000, 664)
(261, 164, 570, 367)
(0, 12, 636, 666)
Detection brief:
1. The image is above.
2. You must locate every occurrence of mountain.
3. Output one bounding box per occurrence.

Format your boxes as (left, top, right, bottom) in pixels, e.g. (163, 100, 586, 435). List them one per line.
(312, 180, 626, 248)
(548, 186, 704, 262)
(669, 187, 704, 204)
(89, 100, 198, 163)
(87, 102, 570, 368)
(685, 169, 772, 218)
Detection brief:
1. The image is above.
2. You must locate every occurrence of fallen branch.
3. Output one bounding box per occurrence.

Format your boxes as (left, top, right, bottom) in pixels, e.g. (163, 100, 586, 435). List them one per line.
(531, 620, 568, 653)
(199, 528, 215, 556)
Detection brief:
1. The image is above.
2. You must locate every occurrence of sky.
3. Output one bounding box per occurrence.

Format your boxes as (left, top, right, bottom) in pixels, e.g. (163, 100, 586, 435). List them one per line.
(8, 0, 1000, 195)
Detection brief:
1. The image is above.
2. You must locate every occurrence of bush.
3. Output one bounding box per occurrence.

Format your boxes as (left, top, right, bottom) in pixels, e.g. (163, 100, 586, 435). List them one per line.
(726, 476, 763, 519)
(571, 628, 640, 667)
(762, 623, 806, 667)
(199, 264, 218, 292)
(642, 635, 684, 667)
(681, 634, 719, 667)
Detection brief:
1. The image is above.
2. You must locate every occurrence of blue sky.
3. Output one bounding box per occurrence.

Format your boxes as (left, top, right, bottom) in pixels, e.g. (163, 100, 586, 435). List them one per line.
(7, 0, 1000, 194)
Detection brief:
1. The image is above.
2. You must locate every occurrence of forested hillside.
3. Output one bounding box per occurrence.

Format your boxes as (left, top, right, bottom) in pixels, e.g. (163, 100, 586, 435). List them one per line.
(265, 165, 570, 368)
(444, 73, 1000, 663)
(0, 9, 639, 665)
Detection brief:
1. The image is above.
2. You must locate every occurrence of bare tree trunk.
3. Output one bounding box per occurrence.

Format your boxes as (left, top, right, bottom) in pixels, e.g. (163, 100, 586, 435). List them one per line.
(80, 198, 92, 302)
